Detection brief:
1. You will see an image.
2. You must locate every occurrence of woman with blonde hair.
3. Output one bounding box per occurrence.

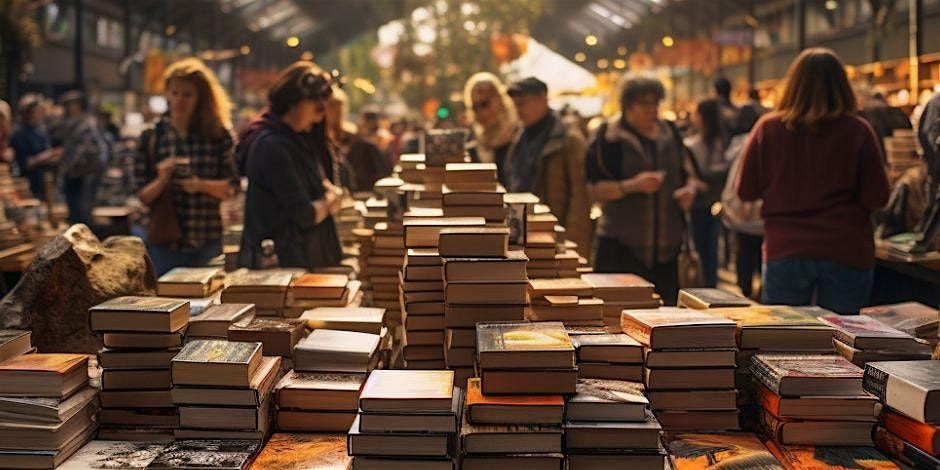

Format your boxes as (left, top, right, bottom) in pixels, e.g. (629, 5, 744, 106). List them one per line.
(736, 48, 890, 313)
(464, 72, 519, 176)
(135, 57, 237, 275)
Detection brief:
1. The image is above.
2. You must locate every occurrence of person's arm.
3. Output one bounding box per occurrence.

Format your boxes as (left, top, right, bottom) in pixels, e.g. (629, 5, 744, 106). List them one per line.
(584, 126, 663, 202)
(736, 120, 765, 202)
(857, 121, 891, 211)
(250, 137, 334, 228)
(176, 135, 238, 201)
(136, 157, 176, 205)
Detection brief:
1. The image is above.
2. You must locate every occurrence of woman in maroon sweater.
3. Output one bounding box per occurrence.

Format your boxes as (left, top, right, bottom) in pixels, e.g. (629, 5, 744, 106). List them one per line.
(736, 48, 890, 314)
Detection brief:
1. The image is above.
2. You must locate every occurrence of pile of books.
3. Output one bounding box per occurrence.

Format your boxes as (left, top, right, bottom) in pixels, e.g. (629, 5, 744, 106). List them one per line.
(0, 335, 98, 468)
(582, 273, 661, 332)
(347, 370, 460, 469)
(301, 306, 393, 367)
(524, 223, 563, 279)
(867, 360, 940, 467)
(185, 303, 255, 341)
(221, 269, 294, 316)
(89, 296, 190, 441)
(367, 221, 406, 324)
(527, 277, 603, 327)
(622, 308, 740, 431)
(441, 163, 507, 223)
(677, 288, 752, 310)
(398, 153, 426, 184)
(440, 227, 527, 383)
(170, 339, 279, 441)
(294, 329, 383, 375)
(274, 369, 365, 433)
(822, 314, 932, 366)
(567, 378, 666, 468)
(862, 301, 939, 348)
(227, 316, 307, 360)
(337, 197, 365, 246)
(157, 267, 225, 299)
(476, 321, 578, 395)
(570, 331, 643, 382)
(884, 128, 922, 184)
(284, 272, 361, 317)
(460, 376, 565, 469)
(753, 353, 875, 446)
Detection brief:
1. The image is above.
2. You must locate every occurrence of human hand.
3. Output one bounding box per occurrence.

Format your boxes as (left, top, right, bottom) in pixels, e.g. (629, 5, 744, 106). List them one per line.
(627, 171, 665, 194)
(175, 177, 203, 194)
(673, 184, 697, 211)
(156, 157, 178, 180)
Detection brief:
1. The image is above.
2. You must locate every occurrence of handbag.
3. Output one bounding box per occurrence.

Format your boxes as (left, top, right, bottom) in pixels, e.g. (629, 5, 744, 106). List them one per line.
(144, 125, 182, 246)
(677, 212, 704, 288)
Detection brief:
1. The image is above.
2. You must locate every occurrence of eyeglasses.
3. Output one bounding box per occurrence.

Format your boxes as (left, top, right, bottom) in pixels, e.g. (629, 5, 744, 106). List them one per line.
(471, 98, 492, 111)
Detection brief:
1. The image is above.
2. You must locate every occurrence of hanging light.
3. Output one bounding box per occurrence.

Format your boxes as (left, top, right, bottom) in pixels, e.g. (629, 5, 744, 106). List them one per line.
(574, 52, 586, 63)
(585, 35, 598, 46)
(286, 36, 300, 48)
(662, 36, 675, 47)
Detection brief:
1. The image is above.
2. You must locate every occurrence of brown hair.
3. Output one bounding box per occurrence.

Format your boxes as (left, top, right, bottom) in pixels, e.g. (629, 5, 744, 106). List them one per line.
(163, 58, 232, 139)
(776, 48, 857, 130)
(267, 61, 333, 116)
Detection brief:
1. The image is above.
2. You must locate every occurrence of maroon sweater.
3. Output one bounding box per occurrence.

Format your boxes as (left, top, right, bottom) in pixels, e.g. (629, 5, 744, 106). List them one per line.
(736, 114, 890, 269)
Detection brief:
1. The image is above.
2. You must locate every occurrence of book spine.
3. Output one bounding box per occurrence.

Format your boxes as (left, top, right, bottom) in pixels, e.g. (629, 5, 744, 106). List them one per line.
(862, 364, 889, 402)
(749, 358, 782, 395)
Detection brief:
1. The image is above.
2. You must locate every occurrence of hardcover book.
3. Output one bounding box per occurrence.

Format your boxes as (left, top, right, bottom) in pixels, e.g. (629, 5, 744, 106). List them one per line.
(566, 379, 648, 422)
(437, 227, 509, 258)
(227, 317, 306, 357)
(146, 439, 261, 469)
(294, 330, 381, 374)
(250, 433, 350, 470)
(402, 217, 486, 247)
(665, 432, 783, 469)
(465, 377, 564, 424)
(158, 267, 224, 297)
(706, 306, 833, 350)
(528, 278, 594, 298)
(564, 410, 662, 450)
(170, 340, 262, 388)
(89, 297, 190, 333)
(581, 273, 655, 302)
(862, 301, 939, 338)
(751, 354, 864, 397)
(172, 356, 280, 407)
(0, 353, 88, 398)
(274, 371, 365, 411)
(224, 269, 293, 291)
(678, 288, 752, 310)
(864, 360, 940, 423)
(570, 334, 643, 363)
(882, 409, 940, 456)
(476, 321, 575, 369)
(290, 274, 349, 299)
(821, 314, 924, 350)
(874, 426, 938, 469)
(0, 329, 31, 364)
(620, 308, 736, 349)
(186, 304, 255, 339)
(299, 307, 386, 335)
(460, 410, 563, 455)
(359, 370, 454, 413)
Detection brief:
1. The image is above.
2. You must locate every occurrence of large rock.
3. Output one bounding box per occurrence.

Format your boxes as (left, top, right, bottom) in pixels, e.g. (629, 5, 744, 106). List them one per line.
(0, 224, 157, 352)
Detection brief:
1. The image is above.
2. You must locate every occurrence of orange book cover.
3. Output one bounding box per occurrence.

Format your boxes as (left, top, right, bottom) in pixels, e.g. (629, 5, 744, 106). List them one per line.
(250, 433, 349, 469)
(0, 353, 88, 374)
(292, 274, 348, 290)
(466, 378, 563, 406)
(666, 432, 783, 469)
(883, 409, 940, 456)
(755, 383, 783, 417)
(764, 439, 899, 470)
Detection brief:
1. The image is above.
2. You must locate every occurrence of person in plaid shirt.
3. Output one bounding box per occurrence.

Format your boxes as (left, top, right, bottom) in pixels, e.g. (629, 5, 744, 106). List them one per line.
(135, 58, 237, 275)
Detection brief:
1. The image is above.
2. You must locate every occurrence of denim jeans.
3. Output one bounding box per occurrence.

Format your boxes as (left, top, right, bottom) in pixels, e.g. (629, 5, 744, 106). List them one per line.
(133, 223, 222, 276)
(691, 206, 720, 288)
(762, 257, 873, 314)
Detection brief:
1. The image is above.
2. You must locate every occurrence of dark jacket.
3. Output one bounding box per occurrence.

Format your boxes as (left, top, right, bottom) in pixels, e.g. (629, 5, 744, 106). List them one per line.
(239, 115, 341, 269)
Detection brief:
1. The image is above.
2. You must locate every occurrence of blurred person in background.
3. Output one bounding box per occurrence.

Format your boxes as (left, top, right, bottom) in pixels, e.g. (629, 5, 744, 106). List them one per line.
(736, 89, 768, 136)
(326, 86, 358, 188)
(10, 94, 62, 200)
(586, 77, 699, 305)
(463, 72, 519, 176)
(57, 90, 108, 225)
(238, 61, 343, 269)
(345, 109, 391, 192)
(505, 76, 592, 255)
(135, 58, 237, 275)
(0, 100, 12, 163)
(736, 48, 890, 314)
(858, 88, 912, 159)
(713, 77, 739, 135)
(685, 98, 731, 288)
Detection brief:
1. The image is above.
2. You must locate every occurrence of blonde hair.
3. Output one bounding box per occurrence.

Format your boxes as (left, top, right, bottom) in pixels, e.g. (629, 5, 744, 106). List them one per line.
(463, 72, 516, 123)
(163, 57, 232, 138)
(776, 48, 857, 130)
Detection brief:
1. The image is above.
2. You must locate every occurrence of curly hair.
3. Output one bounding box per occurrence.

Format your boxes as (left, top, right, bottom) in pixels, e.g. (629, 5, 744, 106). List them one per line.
(163, 57, 232, 139)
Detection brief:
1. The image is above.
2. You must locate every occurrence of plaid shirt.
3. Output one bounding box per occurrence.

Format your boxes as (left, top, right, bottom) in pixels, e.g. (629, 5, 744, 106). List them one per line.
(135, 119, 237, 248)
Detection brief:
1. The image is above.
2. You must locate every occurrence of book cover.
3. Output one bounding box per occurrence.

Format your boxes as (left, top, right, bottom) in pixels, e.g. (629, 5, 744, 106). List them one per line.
(528, 278, 594, 297)
(882, 409, 940, 456)
(91, 297, 188, 313)
(568, 378, 649, 405)
(191, 304, 254, 324)
(59, 441, 165, 469)
(764, 439, 898, 470)
(295, 330, 380, 356)
(476, 321, 573, 354)
(159, 268, 223, 285)
(250, 434, 349, 469)
(172, 340, 260, 366)
(864, 360, 940, 423)
(274, 371, 365, 393)
(862, 302, 938, 336)
(146, 440, 260, 469)
(0, 353, 87, 374)
(666, 432, 784, 469)
(822, 314, 914, 339)
(299, 307, 385, 332)
(291, 273, 348, 290)
(708, 306, 829, 328)
(228, 317, 306, 335)
(225, 269, 293, 289)
(571, 334, 642, 349)
(752, 354, 862, 394)
(465, 377, 563, 407)
(581, 273, 654, 290)
(360, 370, 454, 401)
(678, 288, 752, 309)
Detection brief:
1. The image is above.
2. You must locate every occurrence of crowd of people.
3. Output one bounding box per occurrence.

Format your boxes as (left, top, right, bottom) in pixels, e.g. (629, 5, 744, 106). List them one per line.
(3, 46, 936, 314)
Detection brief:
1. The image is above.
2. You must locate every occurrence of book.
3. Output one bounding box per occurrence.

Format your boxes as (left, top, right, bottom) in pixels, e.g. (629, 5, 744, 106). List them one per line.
(58, 440, 164, 469)
(883, 408, 940, 456)
(250, 433, 350, 470)
(581, 273, 655, 302)
(565, 411, 662, 450)
(461, 411, 562, 454)
(571, 334, 642, 363)
(276, 409, 357, 432)
(620, 308, 736, 350)
(360, 388, 462, 433)
(227, 317, 306, 357)
(98, 348, 180, 369)
(476, 321, 574, 369)
(89, 296, 190, 333)
(643, 348, 737, 369)
(833, 339, 932, 366)
(706, 306, 834, 350)
(0, 421, 97, 469)
(758, 408, 873, 445)
(0, 392, 98, 449)
(186, 304, 255, 339)
(294, 330, 381, 373)
(224, 269, 293, 292)
(444, 162, 497, 184)
(0, 353, 88, 398)
(170, 340, 262, 388)
(438, 227, 509, 258)
(862, 301, 939, 338)
(645, 368, 735, 390)
(275, 370, 365, 411)
(754, 382, 877, 420)
(290, 273, 349, 300)
(172, 356, 280, 406)
(445, 282, 528, 305)
(300, 307, 386, 335)
(462, 454, 563, 470)
(765, 439, 897, 469)
(576, 362, 642, 381)
(103, 329, 185, 349)
(479, 368, 578, 395)
(442, 250, 528, 282)
(821, 314, 925, 350)
(678, 288, 752, 310)
(99, 390, 174, 409)
(566, 451, 665, 470)
(665, 432, 783, 469)
(647, 390, 738, 411)
(466, 377, 564, 424)
(403, 217, 486, 247)
(528, 278, 594, 298)
(0, 329, 30, 364)
(99, 408, 179, 428)
(178, 395, 271, 431)
(0, 387, 97, 424)
(346, 416, 452, 457)
(566, 379, 648, 422)
(158, 267, 224, 297)
(874, 426, 936, 469)
(655, 410, 740, 431)
(146, 439, 261, 469)
(101, 369, 172, 390)
(863, 360, 940, 423)
(359, 370, 454, 413)
(751, 354, 864, 397)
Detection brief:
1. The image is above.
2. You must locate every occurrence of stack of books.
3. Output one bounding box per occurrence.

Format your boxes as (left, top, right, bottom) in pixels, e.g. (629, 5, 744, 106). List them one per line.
(822, 314, 932, 366)
(0, 329, 32, 363)
(398, 153, 426, 184)
(367, 221, 407, 324)
(476, 321, 578, 395)
(294, 329, 383, 374)
(284, 273, 361, 317)
(525, 229, 562, 279)
(440, 226, 527, 383)
(421, 128, 469, 207)
(460, 377, 565, 470)
(622, 308, 739, 431)
(0, 352, 97, 468)
(274, 370, 365, 433)
(441, 163, 507, 223)
(565, 378, 665, 468)
(527, 277, 603, 326)
(89, 296, 190, 441)
(347, 370, 460, 469)
(337, 197, 365, 247)
(867, 360, 940, 468)
(753, 353, 875, 446)
(300, 306, 392, 367)
(361, 197, 390, 228)
(227, 316, 307, 359)
(170, 339, 278, 441)
(862, 301, 939, 348)
(570, 332, 643, 381)
(582, 273, 661, 332)
(401, 217, 485, 370)
(221, 269, 294, 316)
(884, 128, 922, 184)
(186, 303, 255, 341)
(677, 288, 752, 310)
(157, 267, 225, 299)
